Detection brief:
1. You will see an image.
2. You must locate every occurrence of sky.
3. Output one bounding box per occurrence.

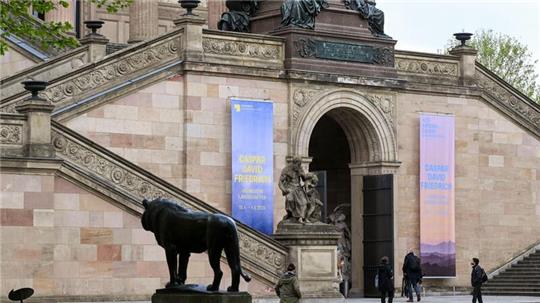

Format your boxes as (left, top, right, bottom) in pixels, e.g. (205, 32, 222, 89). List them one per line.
(376, 0, 540, 75)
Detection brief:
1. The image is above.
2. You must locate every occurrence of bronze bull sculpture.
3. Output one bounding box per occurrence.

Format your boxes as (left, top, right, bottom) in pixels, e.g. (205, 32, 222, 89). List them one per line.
(141, 198, 251, 291)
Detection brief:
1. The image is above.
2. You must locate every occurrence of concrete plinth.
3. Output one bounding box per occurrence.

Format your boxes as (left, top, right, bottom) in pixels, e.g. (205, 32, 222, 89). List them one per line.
(274, 223, 343, 299)
(152, 284, 252, 303)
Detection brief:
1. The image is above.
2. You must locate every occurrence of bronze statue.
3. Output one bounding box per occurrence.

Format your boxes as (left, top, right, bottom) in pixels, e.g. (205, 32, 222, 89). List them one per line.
(353, 0, 390, 38)
(218, 0, 259, 32)
(141, 198, 251, 292)
(281, 0, 328, 29)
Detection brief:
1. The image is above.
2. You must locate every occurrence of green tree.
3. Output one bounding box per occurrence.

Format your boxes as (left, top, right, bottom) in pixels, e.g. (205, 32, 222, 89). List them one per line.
(447, 29, 540, 104)
(0, 0, 133, 55)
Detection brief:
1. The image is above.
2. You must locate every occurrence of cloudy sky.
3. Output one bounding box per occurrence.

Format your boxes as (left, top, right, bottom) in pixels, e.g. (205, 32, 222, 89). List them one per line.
(377, 0, 540, 74)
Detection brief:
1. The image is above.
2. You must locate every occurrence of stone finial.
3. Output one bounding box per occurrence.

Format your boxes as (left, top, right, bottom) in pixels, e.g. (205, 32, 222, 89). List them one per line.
(449, 32, 477, 86)
(80, 20, 109, 62)
(15, 81, 56, 158)
(179, 0, 201, 16)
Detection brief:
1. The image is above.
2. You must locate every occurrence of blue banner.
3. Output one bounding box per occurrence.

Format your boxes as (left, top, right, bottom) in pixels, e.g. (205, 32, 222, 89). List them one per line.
(231, 99, 274, 235)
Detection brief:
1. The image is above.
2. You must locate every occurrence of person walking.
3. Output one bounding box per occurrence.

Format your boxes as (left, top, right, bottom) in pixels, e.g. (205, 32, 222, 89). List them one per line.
(377, 256, 394, 303)
(275, 263, 302, 303)
(402, 249, 422, 302)
(471, 258, 487, 303)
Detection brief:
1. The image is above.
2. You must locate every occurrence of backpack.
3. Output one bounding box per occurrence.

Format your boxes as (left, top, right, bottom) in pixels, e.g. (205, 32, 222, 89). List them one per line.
(410, 256, 421, 272)
(481, 269, 488, 283)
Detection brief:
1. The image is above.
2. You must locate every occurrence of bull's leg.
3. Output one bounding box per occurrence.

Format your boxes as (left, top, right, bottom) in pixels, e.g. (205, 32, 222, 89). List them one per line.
(224, 243, 241, 292)
(177, 252, 190, 285)
(206, 246, 223, 291)
(165, 248, 179, 288)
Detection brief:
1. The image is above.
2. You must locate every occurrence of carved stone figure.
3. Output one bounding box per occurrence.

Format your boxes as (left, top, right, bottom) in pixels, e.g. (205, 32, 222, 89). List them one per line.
(304, 172, 323, 223)
(141, 198, 251, 292)
(279, 156, 309, 223)
(354, 0, 390, 38)
(328, 204, 352, 282)
(281, 0, 328, 29)
(218, 0, 259, 32)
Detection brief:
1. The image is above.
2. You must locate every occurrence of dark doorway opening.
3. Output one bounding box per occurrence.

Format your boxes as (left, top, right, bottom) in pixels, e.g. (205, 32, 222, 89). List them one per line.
(308, 114, 351, 222)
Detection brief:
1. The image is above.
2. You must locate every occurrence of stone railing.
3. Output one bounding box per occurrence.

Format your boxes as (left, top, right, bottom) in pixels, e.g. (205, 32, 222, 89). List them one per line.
(1, 46, 91, 100)
(0, 28, 184, 114)
(394, 51, 459, 77)
(475, 63, 540, 137)
(202, 30, 284, 70)
(51, 122, 288, 285)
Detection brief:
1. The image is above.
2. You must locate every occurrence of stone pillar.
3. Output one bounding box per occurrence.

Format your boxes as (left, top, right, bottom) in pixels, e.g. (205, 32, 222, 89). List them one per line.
(15, 81, 55, 158)
(80, 21, 109, 62)
(174, 15, 206, 62)
(45, 0, 75, 34)
(450, 45, 477, 86)
(128, 0, 159, 44)
(274, 224, 343, 300)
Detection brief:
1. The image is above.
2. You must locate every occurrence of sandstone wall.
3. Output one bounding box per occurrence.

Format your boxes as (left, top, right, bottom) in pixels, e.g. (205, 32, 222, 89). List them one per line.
(0, 172, 269, 300)
(0, 48, 38, 79)
(394, 93, 540, 288)
(65, 74, 289, 228)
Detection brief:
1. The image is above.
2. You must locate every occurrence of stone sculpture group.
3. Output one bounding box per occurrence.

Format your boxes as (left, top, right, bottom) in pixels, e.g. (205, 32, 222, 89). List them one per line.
(278, 156, 323, 224)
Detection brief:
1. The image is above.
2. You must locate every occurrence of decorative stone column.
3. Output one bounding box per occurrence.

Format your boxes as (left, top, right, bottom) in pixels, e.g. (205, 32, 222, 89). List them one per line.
(45, 0, 75, 35)
(15, 81, 55, 158)
(128, 0, 159, 44)
(450, 33, 477, 86)
(274, 224, 343, 300)
(80, 20, 109, 62)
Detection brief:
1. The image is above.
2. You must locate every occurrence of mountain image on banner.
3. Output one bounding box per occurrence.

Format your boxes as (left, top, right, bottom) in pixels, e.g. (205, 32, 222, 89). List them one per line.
(420, 241, 456, 277)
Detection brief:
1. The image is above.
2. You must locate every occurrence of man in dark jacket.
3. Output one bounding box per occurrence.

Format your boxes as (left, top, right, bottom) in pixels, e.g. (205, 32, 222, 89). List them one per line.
(471, 258, 485, 303)
(378, 256, 394, 303)
(402, 249, 422, 302)
(275, 263, 302, 303)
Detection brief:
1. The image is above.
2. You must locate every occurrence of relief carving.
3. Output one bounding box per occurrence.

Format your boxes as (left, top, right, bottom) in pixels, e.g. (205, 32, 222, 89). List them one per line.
(395, 57, 458, 76)
(0, 124, 23, 145)
(202, 37, 280, 60)
(475, 71, 540, 130)
(364, 93, 395, 127)
(292, 87, 325, 124)
(1, 39, 180, 113)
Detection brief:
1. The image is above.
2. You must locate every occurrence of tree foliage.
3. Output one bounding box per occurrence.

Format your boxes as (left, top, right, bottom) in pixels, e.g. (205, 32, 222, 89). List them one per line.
(0, 0, 133, 55)
(447, 29, 540, 104)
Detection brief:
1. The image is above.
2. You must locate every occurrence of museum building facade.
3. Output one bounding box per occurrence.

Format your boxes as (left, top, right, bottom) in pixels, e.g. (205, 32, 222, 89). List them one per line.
(1, 0, 539, 301)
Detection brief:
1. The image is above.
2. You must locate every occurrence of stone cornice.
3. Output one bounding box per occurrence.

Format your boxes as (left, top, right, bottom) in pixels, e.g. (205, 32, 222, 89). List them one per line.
(51, 122, 287, 285)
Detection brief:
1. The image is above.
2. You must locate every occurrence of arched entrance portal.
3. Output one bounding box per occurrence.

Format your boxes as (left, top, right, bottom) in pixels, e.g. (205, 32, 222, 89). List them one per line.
(295, 90, 400, 297)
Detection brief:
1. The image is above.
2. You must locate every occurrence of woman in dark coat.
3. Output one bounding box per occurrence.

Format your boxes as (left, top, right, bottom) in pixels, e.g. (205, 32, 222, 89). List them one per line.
(377, 256, 394, 303)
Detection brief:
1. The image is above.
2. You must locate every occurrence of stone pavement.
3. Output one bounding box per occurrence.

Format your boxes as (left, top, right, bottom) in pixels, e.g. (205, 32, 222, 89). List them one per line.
(76, 296, 540, 303)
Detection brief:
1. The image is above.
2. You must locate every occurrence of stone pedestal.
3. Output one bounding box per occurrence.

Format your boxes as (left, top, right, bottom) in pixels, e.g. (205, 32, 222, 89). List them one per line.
(449, 45, 478, 86)
(249, 0, 397, 79)
(274, 223, 343, 299)
(152, 285, 251, 303)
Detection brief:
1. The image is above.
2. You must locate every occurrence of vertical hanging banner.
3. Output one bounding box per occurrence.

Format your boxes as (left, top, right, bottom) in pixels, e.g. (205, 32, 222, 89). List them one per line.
(231, 99, 274, 235)
(420, 113, 456, 277)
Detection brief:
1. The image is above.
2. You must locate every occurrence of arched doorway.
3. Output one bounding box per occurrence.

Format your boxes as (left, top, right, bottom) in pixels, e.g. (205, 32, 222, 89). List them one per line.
(294, 90, 401, 297)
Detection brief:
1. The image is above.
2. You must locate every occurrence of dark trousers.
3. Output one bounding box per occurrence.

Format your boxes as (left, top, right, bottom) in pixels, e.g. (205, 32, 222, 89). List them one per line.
(380, 289, 394, 303)
(472, 285, 483, 303)
(408, 280, 420, 300)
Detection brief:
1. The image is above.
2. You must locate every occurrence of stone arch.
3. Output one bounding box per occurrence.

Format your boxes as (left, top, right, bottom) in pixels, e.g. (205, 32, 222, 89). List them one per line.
(294, 89, 397, 165)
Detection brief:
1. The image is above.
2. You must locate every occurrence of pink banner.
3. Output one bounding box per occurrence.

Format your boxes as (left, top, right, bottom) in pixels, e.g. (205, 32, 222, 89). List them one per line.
(420, 113, 455, 277)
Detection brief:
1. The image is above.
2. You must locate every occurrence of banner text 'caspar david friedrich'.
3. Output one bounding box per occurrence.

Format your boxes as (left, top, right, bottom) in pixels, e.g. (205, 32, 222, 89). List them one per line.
(231, 99, 274, 235)
(420, 113, 456, 277)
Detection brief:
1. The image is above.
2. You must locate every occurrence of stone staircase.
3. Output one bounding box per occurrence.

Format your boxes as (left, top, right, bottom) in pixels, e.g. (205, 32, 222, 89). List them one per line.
(483, 249, 540, 296)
